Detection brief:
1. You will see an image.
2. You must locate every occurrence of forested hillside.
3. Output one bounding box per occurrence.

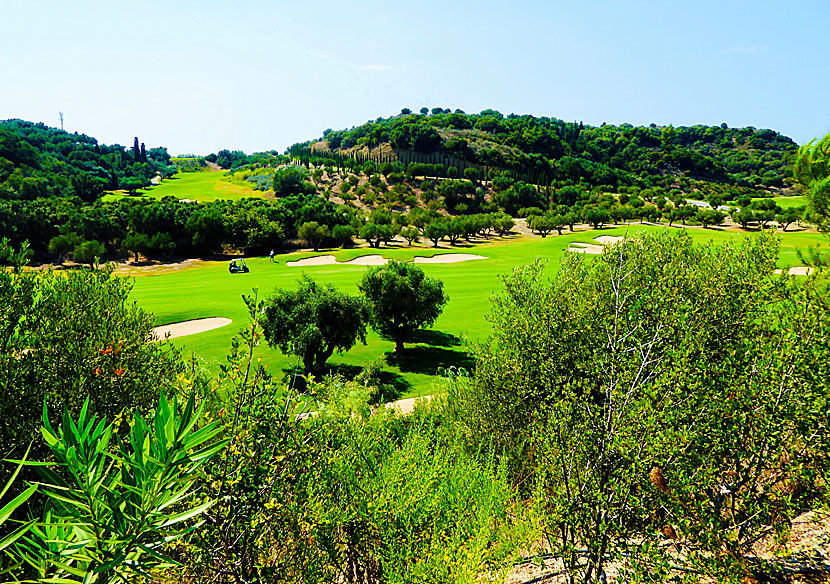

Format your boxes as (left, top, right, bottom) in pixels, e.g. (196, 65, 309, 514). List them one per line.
(290, 109, 797, 199)
(0, 119, 175, 201)
(0, 113, 806, 266)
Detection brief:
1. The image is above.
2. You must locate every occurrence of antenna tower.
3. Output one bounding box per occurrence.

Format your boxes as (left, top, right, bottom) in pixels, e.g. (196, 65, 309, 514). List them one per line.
(59, 111, 64, 131)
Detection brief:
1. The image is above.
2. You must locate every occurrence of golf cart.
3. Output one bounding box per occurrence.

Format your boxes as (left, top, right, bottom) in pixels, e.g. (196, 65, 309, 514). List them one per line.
(229, 259, 249, 274)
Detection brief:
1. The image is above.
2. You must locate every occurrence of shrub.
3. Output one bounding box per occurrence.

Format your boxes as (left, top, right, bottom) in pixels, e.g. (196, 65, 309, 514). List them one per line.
(457, 231, 830, 581)
(0, 266, 183, 477)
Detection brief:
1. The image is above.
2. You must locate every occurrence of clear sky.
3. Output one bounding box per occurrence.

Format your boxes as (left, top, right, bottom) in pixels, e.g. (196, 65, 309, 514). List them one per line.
(2, 0, 828, 155)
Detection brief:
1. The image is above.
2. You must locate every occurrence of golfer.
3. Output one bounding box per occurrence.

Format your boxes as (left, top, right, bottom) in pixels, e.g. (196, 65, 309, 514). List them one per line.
(269, 249, 275, 262)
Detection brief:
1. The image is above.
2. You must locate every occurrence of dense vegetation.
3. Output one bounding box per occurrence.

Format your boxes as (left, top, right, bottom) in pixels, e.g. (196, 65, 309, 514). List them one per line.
(2, 121, 828, 581)
(3, 229, 829, 583)
(0, 119, 175, 201)
(292, 108, 798, 197)
(0, 115, 812, 268)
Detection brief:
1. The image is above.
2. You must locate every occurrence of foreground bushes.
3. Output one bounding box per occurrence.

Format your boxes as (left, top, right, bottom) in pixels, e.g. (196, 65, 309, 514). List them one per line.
(182, 298, 518, 584)
(0, 265, 182, 473)
(455, 230, 830, 582)
(4, 231, 829, 583)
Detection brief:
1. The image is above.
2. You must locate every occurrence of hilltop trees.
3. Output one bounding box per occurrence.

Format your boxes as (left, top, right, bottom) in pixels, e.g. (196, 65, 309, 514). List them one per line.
(359, 260, 448, 352)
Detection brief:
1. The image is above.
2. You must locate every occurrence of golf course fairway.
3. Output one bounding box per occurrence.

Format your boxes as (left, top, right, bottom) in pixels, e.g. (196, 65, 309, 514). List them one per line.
(127, 224, 827, 398)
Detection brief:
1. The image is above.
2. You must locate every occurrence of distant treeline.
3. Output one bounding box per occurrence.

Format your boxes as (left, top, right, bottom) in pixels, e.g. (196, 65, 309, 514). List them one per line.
(288, 109, 797, 194)
(0, 119, 175, 201)
(0, 194, 357, 263)
(204, 149, 288, 170)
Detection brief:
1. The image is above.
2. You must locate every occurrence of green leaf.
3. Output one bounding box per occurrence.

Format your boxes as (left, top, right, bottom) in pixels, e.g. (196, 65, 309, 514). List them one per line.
(158, 499, 215, 528)
(0, 483, 36, 526)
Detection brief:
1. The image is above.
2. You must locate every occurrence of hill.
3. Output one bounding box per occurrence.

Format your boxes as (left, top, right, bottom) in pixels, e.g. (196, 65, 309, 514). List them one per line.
(287, 109, 798, 204)
(0, 119, 175, 201)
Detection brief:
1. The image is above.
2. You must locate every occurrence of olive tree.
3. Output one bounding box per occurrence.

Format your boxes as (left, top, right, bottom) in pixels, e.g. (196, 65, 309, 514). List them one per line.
(262, 275, 369, 374)
(358, 260, 448, 352)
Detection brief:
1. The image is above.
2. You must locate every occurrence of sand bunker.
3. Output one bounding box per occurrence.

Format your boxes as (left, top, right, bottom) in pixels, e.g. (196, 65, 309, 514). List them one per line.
(152, 317, 232, 340)
(774, 266, 815, 276)
(414, 254, 486, 264)
(567, 242, 604, 254)
(287, 254, 389, 266)
(567, 235, 627, 255)
(594, 235, 626, 246)
(288, 253, 486, 267)
(286, 255, 338, 266)
(345, 255, 388, 265)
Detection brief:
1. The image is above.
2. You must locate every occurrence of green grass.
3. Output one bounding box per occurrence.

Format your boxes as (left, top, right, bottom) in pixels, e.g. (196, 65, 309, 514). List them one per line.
(127, 225, 829, 399)
(101, 170, 265, 202)
(751, 195, 809, 209)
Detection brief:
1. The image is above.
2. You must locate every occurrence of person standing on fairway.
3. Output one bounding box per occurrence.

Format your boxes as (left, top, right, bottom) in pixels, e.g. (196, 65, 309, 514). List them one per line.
(269, 249, 275, 262)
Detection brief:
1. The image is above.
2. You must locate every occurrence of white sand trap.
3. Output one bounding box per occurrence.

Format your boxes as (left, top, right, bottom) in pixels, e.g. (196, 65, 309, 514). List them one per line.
(287, 255, 338, 266)
(152, 317, 232, 340)
(568, 243, 604, 254)
(344, 255, 388, 265)
(594, 235, 626, 246)
(384, 394, 433, 414)
(414, 254, 486, 264)
(774, 266, 815, 276)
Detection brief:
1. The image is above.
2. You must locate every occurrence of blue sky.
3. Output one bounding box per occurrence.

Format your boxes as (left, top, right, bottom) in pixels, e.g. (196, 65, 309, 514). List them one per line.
(2, 0, 828, 154)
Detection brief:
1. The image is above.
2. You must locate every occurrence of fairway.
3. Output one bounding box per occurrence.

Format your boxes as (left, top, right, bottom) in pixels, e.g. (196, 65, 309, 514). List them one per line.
(751, 195, 809, 209)
(127, 225, 828, 398)
(102, 169, 267, 202)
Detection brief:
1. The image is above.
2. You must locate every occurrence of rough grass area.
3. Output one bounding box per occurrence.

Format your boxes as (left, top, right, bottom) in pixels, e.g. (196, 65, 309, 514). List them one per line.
(102, 169, 266, 202)
(127, 225, 829, 398)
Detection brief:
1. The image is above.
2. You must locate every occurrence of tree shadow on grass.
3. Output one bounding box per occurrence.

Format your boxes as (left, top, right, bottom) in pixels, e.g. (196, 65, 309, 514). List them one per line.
(408, 329, 462, 347)
(385, 346, 475, 376)
(279, 362, 411, 402)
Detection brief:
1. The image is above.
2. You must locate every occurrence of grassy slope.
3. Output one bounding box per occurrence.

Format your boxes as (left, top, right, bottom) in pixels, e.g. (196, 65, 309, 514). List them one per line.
(101, 170, 264, 202)
(128, 225, 828, 399)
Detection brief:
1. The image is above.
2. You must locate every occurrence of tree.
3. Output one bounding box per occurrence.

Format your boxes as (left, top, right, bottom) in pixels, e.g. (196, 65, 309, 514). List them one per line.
(423, 221, 446, 247)
(794, 132, 830, 228)
(72, 239, 105, 267)
(528, 214, 554, 237)
(400, 225, 420, 245)
(359, 221, 397, 248)
(696, 208, 725, 228)
(273, 166, 315, 196)
(732, 208, 755, 229)
(121, 232, 151, 261)
(358, 260, 448, 352)
(582, 206, 610, 229)
(776, 208, 798, 231)
(262, 276, 369, 374)
(298, 221, 330, 251)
